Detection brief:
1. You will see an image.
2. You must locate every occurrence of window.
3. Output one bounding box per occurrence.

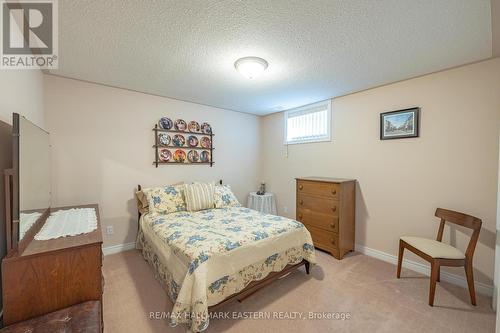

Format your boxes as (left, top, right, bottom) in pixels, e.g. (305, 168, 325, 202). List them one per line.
(284, 100, 331, 144)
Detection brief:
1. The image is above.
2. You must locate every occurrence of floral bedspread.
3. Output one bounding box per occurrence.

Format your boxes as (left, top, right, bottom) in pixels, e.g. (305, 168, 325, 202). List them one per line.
(137, 207, 315, 332)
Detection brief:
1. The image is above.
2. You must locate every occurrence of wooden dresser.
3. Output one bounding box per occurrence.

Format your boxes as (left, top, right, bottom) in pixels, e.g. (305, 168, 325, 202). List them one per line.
(1, 204, 103, 327)
(296, 177, 355, 259)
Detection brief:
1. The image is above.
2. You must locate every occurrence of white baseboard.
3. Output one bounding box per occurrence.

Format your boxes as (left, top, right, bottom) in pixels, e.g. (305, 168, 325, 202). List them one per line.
(101, 241, 493, 297)
(355, 244, 493, 297)
(103, 242, 136, 256)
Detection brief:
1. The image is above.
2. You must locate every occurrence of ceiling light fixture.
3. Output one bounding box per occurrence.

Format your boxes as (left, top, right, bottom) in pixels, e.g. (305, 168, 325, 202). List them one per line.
(234, 56, 268, 79)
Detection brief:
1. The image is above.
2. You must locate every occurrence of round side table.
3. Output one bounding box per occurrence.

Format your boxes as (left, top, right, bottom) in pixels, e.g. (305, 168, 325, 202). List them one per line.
(247, 192, 277, 215)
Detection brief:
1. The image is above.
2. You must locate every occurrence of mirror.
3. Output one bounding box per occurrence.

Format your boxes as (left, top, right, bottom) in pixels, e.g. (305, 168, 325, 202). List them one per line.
(15, 114, 51, 241)
(0, 120, 12, 254)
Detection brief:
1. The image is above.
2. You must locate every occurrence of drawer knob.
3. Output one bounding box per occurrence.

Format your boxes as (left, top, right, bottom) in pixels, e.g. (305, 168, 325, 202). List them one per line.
(299, 185, 303, 190)
(299, 200, 304, 205)
(330, 223, 335, 229)
(298, 213, 303, 219)
(332, 239, 336, 245)
(332, 206, 336, 212)
(332, 190, 337, 195)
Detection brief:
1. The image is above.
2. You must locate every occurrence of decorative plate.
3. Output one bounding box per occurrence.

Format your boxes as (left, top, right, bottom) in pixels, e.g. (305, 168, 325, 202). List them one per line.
(187, 150, 199, 162)
(200, 150, 211, 163)
(201, 122, 212, 134)
(159, 149, 172, 162)
(158, 133, 171, 146)
(188, 121, 201, 133)
(159, 117, 173, 130)
(172, 134, 185, 147)
(174, 150, 186, 163)
(174, 119, 187, 131)
(187, 135, 199, 147)
(200, 136, 211, 148)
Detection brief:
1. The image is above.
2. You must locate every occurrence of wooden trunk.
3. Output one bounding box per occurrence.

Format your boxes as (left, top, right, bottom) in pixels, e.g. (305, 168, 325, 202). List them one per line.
(0, 301, 101, 333)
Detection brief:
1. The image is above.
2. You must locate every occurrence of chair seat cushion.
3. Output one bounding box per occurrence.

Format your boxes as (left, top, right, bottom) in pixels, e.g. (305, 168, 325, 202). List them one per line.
(400, 236, 465, 259)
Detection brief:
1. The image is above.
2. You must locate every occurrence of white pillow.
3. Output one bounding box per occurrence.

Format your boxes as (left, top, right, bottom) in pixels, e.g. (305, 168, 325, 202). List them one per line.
(184, 182, 215, 212)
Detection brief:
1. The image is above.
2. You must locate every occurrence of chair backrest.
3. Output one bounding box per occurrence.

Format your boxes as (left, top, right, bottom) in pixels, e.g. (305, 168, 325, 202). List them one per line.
(435, 208, 482, 259)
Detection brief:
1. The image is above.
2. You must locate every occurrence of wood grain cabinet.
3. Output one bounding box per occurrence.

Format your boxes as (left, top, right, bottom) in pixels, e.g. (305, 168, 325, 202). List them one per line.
(1, 204, 103, 327)
(296, 177, 355, 259)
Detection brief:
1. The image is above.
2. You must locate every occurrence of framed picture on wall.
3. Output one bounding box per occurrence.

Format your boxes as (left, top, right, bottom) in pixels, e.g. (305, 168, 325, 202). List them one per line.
(380, 107, 420, 140)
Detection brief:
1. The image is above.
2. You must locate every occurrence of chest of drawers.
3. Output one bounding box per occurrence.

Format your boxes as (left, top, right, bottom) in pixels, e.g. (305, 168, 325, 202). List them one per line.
(296, 177, 355, 259)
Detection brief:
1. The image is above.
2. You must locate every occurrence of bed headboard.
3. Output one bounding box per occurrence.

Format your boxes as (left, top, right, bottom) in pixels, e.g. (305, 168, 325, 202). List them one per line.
(137, 184, 142, 226)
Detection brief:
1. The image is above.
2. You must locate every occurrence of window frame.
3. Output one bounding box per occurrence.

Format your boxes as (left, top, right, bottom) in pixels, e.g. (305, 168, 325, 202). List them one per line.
(283, 99, 332, 145)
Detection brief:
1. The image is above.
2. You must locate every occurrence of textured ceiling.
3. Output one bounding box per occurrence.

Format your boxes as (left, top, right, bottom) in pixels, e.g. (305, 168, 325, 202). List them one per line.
(49, 0, 493, 115)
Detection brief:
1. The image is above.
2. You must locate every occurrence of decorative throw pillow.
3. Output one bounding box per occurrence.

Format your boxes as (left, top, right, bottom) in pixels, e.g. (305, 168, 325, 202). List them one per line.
(136, 182, 184, 215)
(184, 182, 215, 212)
(147, 184, 186, 214)
(214, 184, 241, 208)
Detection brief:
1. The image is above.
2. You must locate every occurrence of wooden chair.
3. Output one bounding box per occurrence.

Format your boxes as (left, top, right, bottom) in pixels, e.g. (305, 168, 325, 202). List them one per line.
(397, 208, 482, 306)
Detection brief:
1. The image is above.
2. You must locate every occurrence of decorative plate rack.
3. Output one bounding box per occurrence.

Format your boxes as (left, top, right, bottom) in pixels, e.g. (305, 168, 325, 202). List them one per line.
(153, 117, 214, 167)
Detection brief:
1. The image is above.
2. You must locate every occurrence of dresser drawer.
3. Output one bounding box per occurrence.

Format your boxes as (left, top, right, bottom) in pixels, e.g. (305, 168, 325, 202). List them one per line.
(297, 209, 338, 232)
(297, 181, 339, 199)
(297, 194, 339, 215)
(303, 223, 339, 250)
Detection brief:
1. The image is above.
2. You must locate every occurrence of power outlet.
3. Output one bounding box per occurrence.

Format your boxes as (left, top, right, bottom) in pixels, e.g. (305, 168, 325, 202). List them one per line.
(283, 206, 288, 213)
(106, 226, 114, 235)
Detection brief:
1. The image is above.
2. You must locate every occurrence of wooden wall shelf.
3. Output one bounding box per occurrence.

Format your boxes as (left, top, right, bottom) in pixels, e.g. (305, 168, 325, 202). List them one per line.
(152, 123, 214, 167)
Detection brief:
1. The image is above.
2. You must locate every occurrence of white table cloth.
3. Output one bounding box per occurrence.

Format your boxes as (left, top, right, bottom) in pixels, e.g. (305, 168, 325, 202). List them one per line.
(19, 212, 42, 239)
(35, 208, 98, 240)
(247, 192, 277, 215)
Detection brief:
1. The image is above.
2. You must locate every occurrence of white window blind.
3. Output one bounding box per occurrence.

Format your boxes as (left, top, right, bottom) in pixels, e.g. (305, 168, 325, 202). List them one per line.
(284, 100, 331, 144)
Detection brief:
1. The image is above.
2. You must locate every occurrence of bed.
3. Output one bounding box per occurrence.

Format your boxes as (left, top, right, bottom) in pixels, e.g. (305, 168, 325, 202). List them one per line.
(136, 184, 316, 332)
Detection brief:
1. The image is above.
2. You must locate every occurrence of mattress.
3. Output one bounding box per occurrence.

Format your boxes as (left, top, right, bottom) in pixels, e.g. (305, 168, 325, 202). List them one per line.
(137, 206, 315, 332)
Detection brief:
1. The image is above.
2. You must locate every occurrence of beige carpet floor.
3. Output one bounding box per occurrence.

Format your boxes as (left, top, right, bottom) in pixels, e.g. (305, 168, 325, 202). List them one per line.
(103, 250, 495, 333)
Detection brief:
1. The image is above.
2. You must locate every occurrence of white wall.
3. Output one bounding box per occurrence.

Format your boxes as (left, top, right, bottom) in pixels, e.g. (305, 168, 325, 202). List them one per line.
(44, 75, 261, 247)
(492, 0, 500, 57)
(260, 58, 500, 285)
(0, 70, 45, 127)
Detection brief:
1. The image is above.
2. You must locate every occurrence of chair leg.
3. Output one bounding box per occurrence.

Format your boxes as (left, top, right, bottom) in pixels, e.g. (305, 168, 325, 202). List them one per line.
(437, 266, 440, 282)
(429, 261, 439, 306)
(464, 259, 477, 306)
(397, 240, 404, 278)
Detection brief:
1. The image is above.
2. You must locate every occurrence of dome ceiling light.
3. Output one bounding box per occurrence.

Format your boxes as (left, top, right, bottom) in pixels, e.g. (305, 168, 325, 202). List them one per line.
(234, 56, 268, 79)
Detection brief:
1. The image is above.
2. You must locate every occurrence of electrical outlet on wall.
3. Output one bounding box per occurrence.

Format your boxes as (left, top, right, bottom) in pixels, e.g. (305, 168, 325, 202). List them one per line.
(283, 206, 288, 213)
(106, 226, 114, 235)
